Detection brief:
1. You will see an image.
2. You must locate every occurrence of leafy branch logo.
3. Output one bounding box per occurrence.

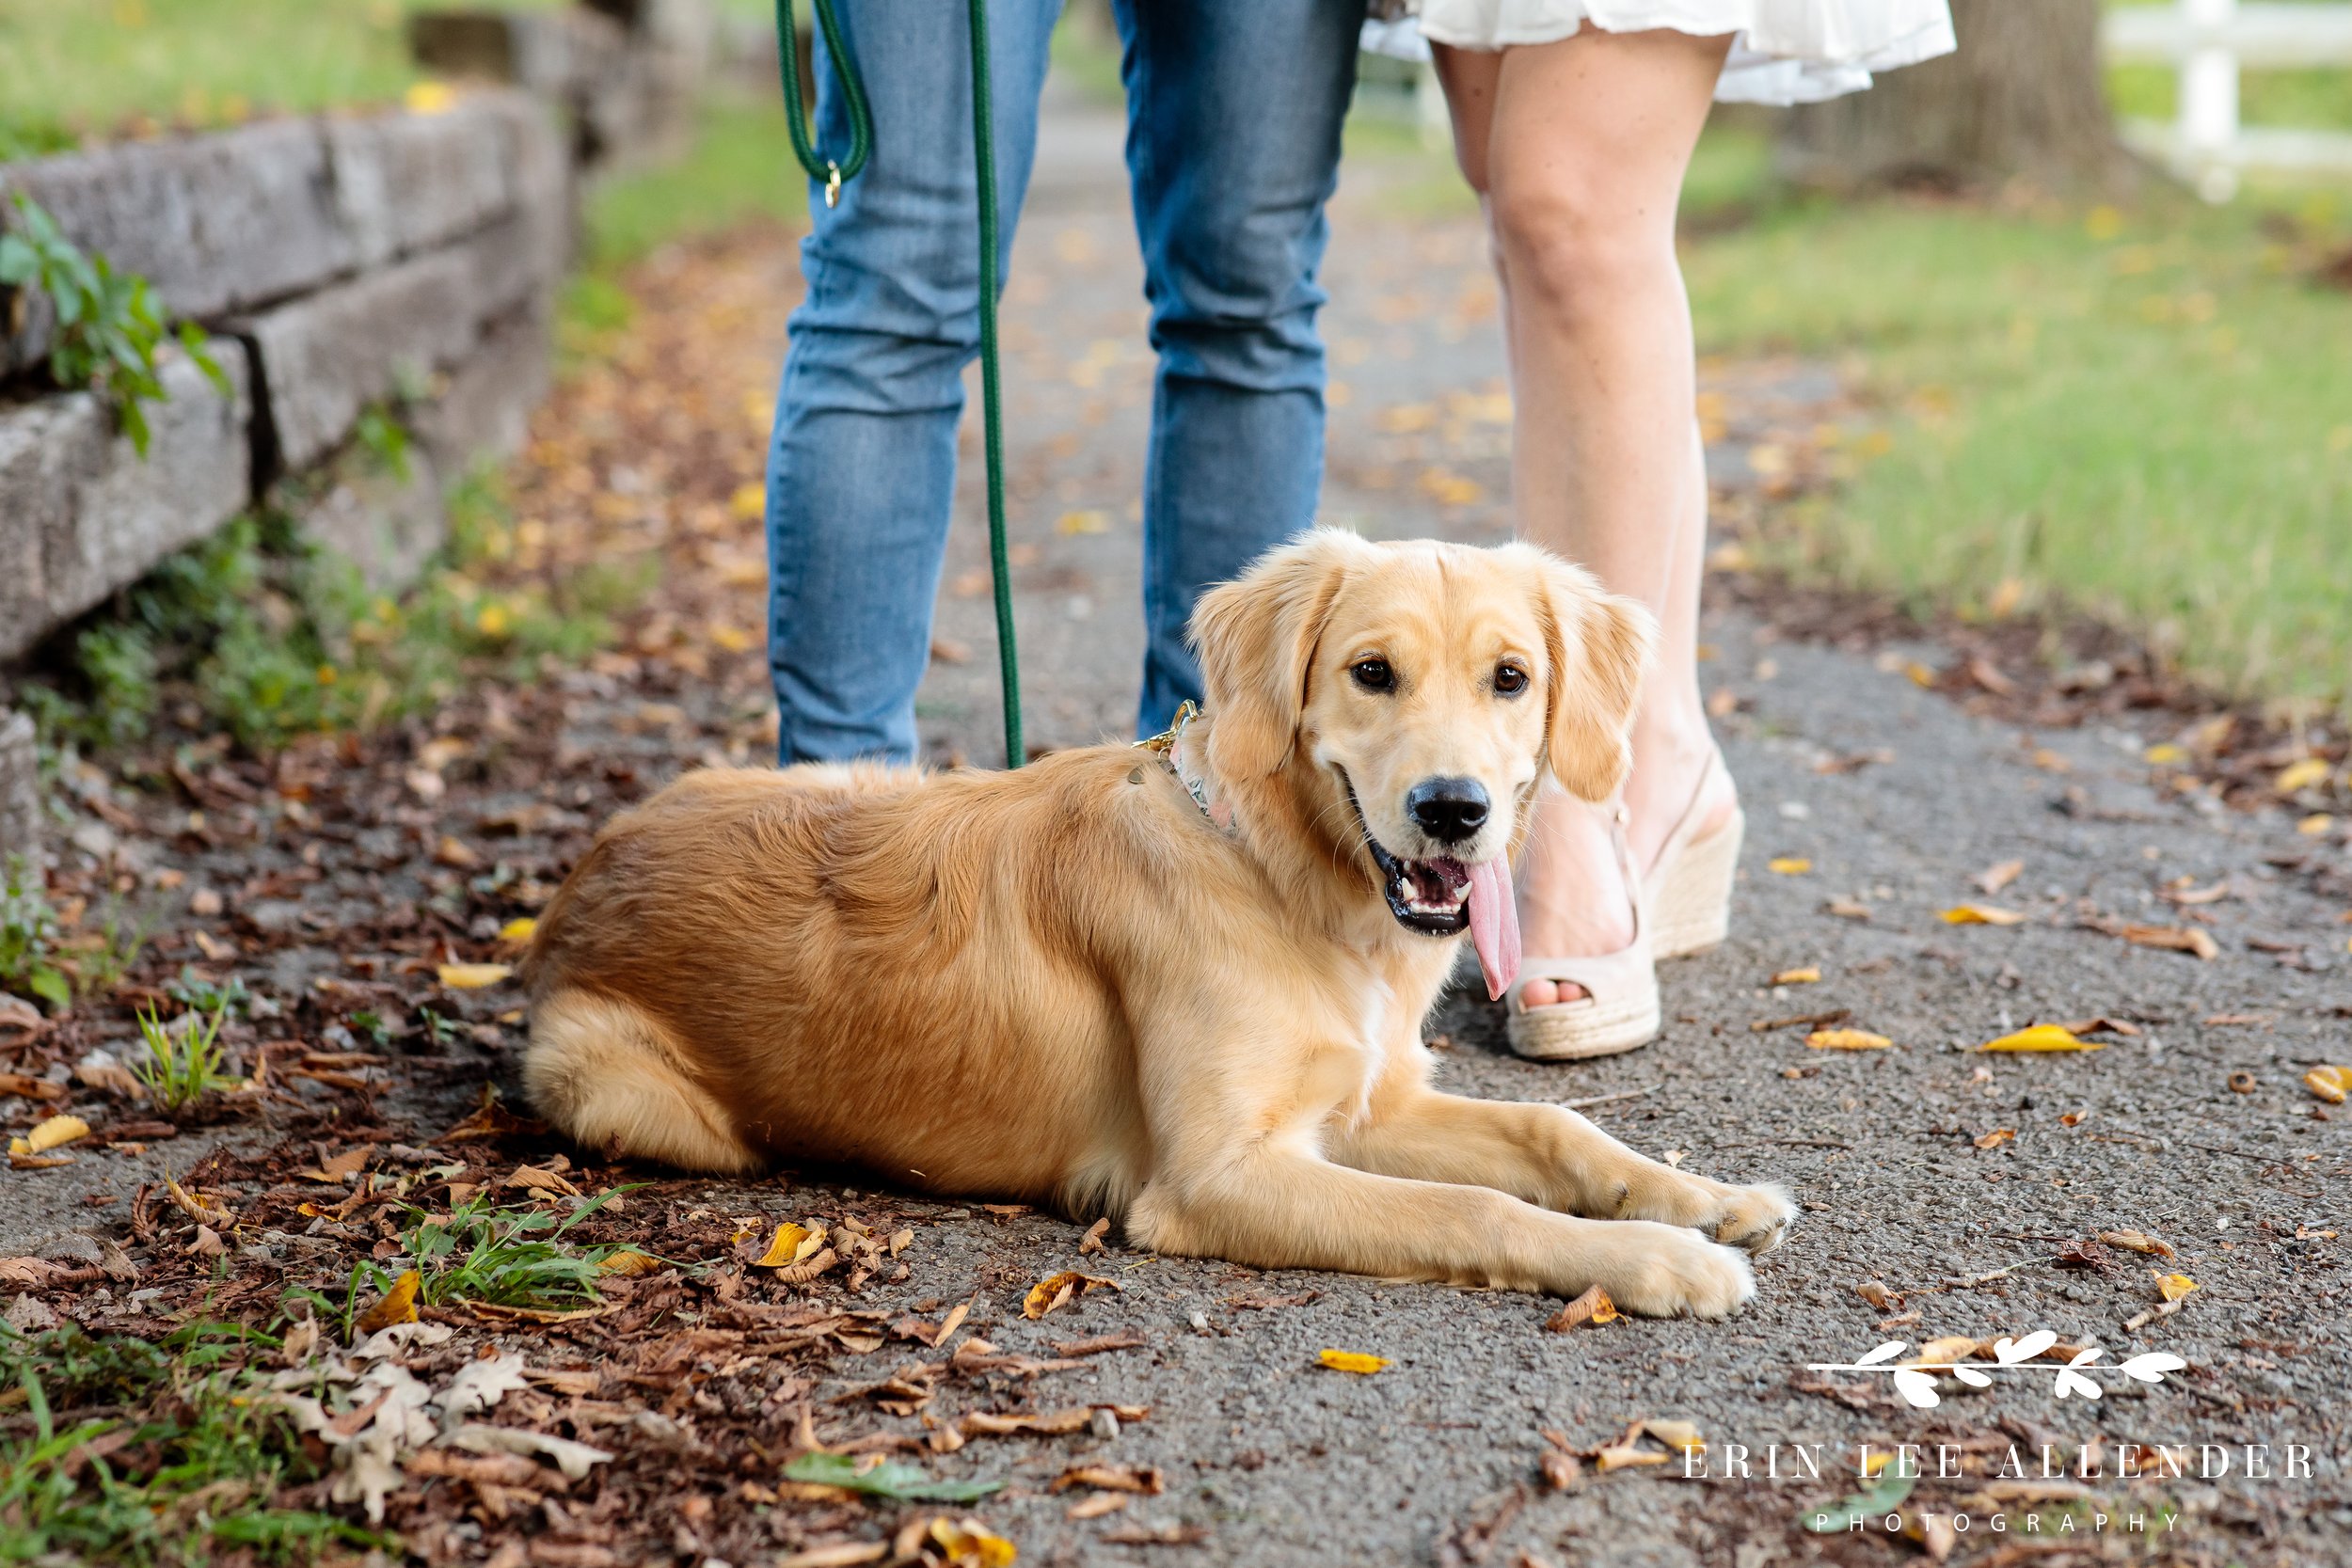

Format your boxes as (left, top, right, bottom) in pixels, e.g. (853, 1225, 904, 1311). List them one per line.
(1810, 1331, 2187, 1408)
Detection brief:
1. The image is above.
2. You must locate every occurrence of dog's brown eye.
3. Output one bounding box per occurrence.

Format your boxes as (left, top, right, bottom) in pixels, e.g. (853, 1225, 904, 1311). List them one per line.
(1494, 663, 1529, 696)
(1351, 658, 1394, 693)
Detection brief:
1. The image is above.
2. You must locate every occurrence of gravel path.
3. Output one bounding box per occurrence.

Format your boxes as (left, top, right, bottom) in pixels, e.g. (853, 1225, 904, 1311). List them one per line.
(5, 81, 2346, 1568)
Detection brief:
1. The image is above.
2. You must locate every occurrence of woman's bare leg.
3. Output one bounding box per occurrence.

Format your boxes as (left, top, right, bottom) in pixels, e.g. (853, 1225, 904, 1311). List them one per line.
(1434, 28, 1735, 1006)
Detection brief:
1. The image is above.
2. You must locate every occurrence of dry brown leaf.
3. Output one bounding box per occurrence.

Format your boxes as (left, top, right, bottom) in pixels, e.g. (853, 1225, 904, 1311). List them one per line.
(1077, 1217, 1110, 1256)
(165, 1177, 234, 1227)
(2119, 924, 2219, 961)
(1592, 1445, 1670, 1473)
(1825, 898, 1872, 921)
(1853, 1280, 1895, 1309)
(1050, 1464, 1165, 1495)
(1973, 1128, 2016, 1149)
(1974, 859, 2025, 895)
(2056, 1016, 2140, 1037)
(2099, 1230, 2175, 1259)
(1065, 1491, 1127, 1520)
(0, 1073, 65, 1102)
(1769, 966, 1821, 986)
(1544, 1284, 1619, 1332)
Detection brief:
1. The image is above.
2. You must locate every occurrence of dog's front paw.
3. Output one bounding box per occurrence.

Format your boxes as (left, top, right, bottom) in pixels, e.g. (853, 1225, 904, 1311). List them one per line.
(1706, 1182, 1795, 1256)
(1594, 1223, 1756, 1320)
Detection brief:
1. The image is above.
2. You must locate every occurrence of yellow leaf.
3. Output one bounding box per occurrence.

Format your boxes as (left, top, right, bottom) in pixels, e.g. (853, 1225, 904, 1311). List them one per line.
(1941, 904, 2026, 927)
(498, 917, 538, 945)
(1023, 1270, 1119, 1319)
(755, 1222, 825, 1267)
(1769, 966, 1820, 986)
(708, 622, 756, 654)
(1594, 1445, 1670, 1472)
(2143, 743, 2186, 766)
(1806, 1029, 1891, 1052)
(356, 1269, 421, 1334)
(1317, 1349, 1389, 1374)
(1979, 1024, 2101, 1053)
(404, 80, 456, 116)
(1767, 858, 1811, 875)
(1911, 1336, 1979, 1370)
(928, 1518, 1016, 1568)
(1904, 662, 1935, 689)
(1642, 1418, 1704, 1455)
(2305, 1066, 2350, 1105)
(8, 1114, 90, 1157)
(2276, 758, 2330, 793)
(2298, 814, 2335, 837)
(2156, 1273, 2198, 1303)
(1055, 509, 1110, 535)
(597, 1249, 662, 1277)
(730, 482, 765, 521)
(437, 963, 513, 990)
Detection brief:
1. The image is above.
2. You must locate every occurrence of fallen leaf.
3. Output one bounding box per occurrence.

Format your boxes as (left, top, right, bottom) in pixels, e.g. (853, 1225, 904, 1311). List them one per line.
(2144, 743, 2187, 766)
(433, 835, 481, 869)
(2057, 1016, 2140, 1037)
(2297, 814, 2335, 837)
(2303, 1066, 2349, 1105)
(1853, 1281, 1895, 1309)
(2119, 924, 2219, 961)
(1077, 1217, 1109, 1256)
(1806, 1028, 1891, 1051)
(8, 1115, 89, 1157)
(781, 1453, 1002, 1503)
(1941, 904, 2026, 927)
(1979, 1024, 2101, 1053)
(498, 917, 538, 945)
(2156, 1273, 2198, 1303)
(1973, 1128, 2016, 1149)
(356, 1270, 421, 1334)
(2052, 1238, 2109, 1269)
(437, 963, 514, 990)
(0, 1073, 64, 1102)
(446, 1424, 614, 1481)
(1768, 858, 1812, 875)
(1050, 1464, 1165, 1495)
(2276, 758, 2330, 793)
(1065, 1492, 1126, 1520)
(1593, 1445, 1670, 1472)
(1643, 1418, 1704, 1456)
(1975, 859, 2025, 895)
(1317, 1349, 1389, 1374)
(1769, 966, 1820, 986)
(1544, 1284, 1619, 1332)
(1100, 1522, 1207, 1547)
(1825, 898, 1871, 920)
(755, 1222, 828, 1268)
(1022, 1270, 1120, 1320)
(2098, 1230, 2174, 1259)
(597, 1249, 663, 1277)
(1056, 509, 1110, 535)
(1911, 1337, 1978, 1369)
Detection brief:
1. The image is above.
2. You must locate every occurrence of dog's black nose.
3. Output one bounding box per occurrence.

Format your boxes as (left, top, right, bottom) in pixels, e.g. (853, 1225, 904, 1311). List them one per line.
(1406, 777, 1489, 845)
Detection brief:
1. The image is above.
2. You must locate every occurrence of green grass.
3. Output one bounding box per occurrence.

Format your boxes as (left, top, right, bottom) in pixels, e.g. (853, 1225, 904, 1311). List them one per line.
(399, 1189, 630, 1308)
(1680, 156, 2352, 707)
(0, 1323, 380, 1567)
(580, 87, 811, 270)
(0, 0, 564, 154)
(131, 997, 236, 1112)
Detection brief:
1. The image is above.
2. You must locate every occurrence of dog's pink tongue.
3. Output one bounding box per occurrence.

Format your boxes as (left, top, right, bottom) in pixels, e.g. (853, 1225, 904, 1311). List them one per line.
(1466, 858, 1520, 1002)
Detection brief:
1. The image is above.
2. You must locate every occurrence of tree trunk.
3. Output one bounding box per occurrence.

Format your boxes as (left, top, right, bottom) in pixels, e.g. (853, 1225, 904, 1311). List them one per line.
(1777, 0, 2131, 192)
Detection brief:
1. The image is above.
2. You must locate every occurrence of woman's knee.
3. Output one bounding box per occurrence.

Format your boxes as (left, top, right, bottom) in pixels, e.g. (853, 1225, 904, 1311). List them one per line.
(1486, 171, 1677, 317)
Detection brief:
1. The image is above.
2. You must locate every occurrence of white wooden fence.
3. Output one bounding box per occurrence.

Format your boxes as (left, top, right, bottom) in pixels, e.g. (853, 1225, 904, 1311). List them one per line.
(2104, 0, 2352, 198)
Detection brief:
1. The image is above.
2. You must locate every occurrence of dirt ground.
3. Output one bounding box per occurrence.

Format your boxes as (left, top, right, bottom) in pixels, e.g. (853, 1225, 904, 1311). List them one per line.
(4, 86, 2349, 1568)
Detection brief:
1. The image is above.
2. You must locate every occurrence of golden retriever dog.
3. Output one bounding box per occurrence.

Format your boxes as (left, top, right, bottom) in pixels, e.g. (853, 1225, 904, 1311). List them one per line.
(522, 531, 1792, 1317)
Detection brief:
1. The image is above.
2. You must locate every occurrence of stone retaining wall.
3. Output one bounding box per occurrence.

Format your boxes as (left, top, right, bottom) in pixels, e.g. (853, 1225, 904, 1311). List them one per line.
(0, 2, 712, 868)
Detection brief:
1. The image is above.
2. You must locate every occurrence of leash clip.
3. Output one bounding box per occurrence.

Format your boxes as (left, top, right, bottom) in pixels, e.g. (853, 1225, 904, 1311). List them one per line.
(1135, 699, 1200, 754)
(824, 161, 842, 208)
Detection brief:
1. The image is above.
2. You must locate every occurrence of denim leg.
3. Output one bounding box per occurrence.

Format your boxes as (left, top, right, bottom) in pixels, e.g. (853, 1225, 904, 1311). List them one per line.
(1115, 0, 1367, 735)
(767, 0, 1062, 765)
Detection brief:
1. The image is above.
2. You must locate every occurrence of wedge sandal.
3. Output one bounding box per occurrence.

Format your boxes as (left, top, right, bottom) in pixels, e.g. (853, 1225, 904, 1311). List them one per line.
(1504, 821, 1660, 1061)
(1642, 747, 1743, 962)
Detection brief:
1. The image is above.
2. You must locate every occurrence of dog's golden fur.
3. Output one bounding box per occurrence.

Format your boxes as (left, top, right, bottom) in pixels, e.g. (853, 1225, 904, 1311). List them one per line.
(523, 531, 1791, 1316)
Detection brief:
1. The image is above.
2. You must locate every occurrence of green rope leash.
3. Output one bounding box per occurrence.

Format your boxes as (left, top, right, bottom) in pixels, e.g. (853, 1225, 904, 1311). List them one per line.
(775, 0, 1025, 768)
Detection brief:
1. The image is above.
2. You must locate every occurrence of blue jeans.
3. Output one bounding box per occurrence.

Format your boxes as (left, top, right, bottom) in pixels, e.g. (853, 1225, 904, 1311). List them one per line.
(765, 0, 1366, 763)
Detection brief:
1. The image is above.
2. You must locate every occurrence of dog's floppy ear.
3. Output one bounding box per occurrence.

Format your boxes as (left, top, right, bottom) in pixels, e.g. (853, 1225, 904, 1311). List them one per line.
(1531, 552, 1656, 802)
(1190, 530, 1361, 780)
